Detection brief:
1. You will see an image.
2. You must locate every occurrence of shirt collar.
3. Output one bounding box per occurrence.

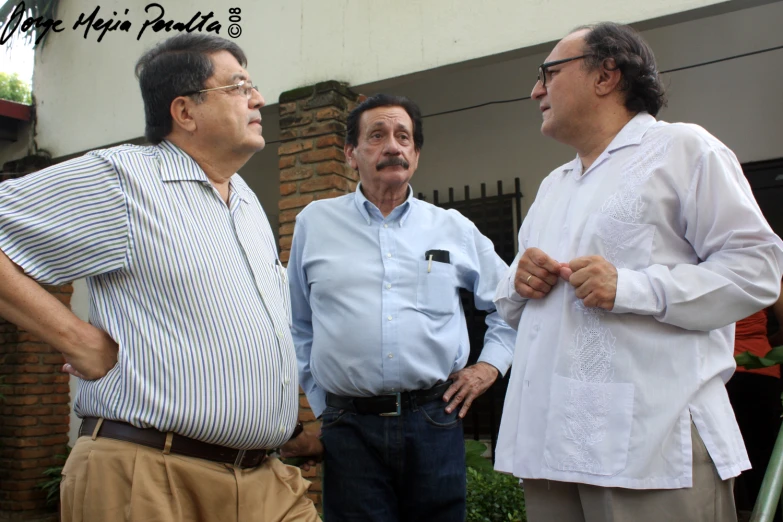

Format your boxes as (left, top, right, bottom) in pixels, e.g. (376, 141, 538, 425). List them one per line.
(604, 111, 657, 154)
(354, 182, 415, 226)
(560, 112, 657, 175)
(157, 140, 210, 182)
(157, 140, 248, 204)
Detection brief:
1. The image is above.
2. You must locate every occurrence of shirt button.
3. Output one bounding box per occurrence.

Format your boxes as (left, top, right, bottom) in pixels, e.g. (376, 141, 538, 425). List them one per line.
(283, 377, 290, 385)
(276, 330, 283, 339)
(388, 353, 394, 358)
(386, 253, 392, 258)
(279, 425, 286, 434)
(384, 224, 388, 228)
(386, 283, 392, 289)
(387, 315, 393, 321)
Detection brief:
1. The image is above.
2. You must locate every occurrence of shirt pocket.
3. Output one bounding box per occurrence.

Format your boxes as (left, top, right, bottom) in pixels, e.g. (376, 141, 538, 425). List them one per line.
(276, 263, 292, 327)
(577, 213, 655, 269)
(416, 259, 457, 316)
(543, 374, 635, 476)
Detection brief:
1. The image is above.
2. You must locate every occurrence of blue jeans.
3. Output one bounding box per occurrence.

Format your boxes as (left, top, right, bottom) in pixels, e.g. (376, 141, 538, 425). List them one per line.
(321, 397, 466, 522)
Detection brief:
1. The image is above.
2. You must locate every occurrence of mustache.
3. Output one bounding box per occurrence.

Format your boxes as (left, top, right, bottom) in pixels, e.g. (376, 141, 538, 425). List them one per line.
(376, 157, 409, 171)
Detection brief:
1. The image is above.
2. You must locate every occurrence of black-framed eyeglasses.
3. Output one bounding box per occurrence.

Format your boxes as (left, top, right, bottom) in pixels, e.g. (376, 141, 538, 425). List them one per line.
(182, 79, 260, 99)
(537, 55, 589, 87)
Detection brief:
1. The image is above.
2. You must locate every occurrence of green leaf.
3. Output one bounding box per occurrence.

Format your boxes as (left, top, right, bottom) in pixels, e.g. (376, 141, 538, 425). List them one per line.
(466, 467, 526, 521)
(465, 440, 494, 472)
(465, 439, 487, 458)
(735, 349, 783, 370)
(37, 445, 70, 505)
(466, 452, 495, 473)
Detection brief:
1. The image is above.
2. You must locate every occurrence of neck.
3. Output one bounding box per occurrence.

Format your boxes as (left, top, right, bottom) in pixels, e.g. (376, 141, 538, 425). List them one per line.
(166, 135, 252, 204)
(361, 183, 409, 217)
(573, 109, 637, 172)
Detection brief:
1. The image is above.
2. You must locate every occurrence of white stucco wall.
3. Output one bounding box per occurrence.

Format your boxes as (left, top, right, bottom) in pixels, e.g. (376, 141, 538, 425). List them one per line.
(379, 0, 783, 220)
(28, 0, 733, 158)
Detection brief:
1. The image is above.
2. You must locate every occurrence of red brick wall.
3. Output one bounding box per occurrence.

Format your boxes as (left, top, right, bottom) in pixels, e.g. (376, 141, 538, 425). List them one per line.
(0, 160, 70, 521)
(277, 81, 361, 513)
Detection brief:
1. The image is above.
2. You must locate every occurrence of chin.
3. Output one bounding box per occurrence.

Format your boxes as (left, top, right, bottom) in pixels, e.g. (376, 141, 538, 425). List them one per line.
(540, 120, 556, 139)
(247, 136, 266, 151)
(378, 169, 413, 185)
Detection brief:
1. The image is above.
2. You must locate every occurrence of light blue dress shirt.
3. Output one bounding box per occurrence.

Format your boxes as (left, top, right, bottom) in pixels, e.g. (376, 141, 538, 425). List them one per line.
(288, 184, 516, 417)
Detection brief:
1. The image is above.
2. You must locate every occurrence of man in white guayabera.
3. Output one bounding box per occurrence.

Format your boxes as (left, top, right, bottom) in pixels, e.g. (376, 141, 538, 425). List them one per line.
(493, 22, 783, 522)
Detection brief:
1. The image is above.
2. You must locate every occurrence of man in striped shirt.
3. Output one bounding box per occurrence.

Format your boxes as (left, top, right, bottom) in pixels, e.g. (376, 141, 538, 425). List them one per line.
(0, 34, 320, 521)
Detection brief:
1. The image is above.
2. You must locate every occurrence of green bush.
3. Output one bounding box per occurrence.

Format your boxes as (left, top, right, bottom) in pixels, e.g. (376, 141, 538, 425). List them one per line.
(38, 445, 70, 505)
(0, 72, 31, 104)
(465, 441, 526, 522)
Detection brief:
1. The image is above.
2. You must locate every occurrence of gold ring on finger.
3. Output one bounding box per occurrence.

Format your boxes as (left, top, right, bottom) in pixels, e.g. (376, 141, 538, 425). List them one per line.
(526, 275, 533, 284)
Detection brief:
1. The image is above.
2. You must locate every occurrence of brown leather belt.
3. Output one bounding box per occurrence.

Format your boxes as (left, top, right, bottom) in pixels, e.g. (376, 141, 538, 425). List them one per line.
(79, 417, 268, 469)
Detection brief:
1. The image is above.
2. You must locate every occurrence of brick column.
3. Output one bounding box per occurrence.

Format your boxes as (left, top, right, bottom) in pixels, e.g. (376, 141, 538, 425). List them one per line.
(277, 81, 361, 512)
(0, 157, 71, 521)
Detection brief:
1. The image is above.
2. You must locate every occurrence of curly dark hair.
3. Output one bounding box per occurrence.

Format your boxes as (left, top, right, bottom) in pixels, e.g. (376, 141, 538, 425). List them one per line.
(346, 94, 424, 151)
(575, 22, 667, 116)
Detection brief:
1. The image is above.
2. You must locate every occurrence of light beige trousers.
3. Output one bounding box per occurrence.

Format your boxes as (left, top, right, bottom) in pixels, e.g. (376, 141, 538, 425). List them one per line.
(524, 423, 737, 522)
(60, 436, 319, 522)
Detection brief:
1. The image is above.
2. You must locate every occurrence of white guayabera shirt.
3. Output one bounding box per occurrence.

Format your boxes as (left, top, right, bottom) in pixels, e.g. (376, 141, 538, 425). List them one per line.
(494, 113, 783, 489)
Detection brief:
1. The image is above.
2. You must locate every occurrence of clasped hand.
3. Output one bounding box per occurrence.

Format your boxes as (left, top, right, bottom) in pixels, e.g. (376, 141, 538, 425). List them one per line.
(513, 247, 618, 310)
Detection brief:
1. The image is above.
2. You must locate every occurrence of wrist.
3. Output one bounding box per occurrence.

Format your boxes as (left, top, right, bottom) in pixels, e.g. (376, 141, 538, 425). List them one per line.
(290, 421, 304, 441)
(60, 317, 95, 357)
(481, 362, 500, 379)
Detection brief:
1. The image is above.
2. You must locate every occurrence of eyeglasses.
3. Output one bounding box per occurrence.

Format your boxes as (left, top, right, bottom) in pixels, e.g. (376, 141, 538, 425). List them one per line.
(537, 55, 589, 87)
(182, 80, 260, 99)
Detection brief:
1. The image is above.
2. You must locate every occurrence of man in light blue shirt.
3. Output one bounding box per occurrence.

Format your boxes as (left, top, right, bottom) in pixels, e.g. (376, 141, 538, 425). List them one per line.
(287, 94, 516, 521)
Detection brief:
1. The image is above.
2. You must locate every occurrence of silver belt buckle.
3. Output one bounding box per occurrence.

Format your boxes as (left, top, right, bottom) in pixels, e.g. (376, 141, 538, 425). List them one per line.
(234, 449, 247, 467)
(379, 392, 402, 417)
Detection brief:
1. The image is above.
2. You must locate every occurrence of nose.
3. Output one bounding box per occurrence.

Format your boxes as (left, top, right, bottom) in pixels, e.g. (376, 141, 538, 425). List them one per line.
(250, 89, 265, 110)
(531, 79, 546, 100)
(383, 136, 401, 155)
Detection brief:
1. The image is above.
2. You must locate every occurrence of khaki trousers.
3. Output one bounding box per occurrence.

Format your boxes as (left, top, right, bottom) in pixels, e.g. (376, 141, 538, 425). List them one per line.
(61, 436, 319, 522)
(524, 424, 737, 522)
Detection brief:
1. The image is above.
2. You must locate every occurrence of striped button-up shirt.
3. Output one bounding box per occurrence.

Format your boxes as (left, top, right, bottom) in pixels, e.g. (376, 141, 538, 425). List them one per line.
(0, 141, 298, 449)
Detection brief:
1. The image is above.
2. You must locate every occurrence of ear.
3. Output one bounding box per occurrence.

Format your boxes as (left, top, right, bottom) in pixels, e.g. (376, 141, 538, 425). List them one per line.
(344, 143, 358, 170)
(170, 96, 198, 134)
(594, 58, 623, 97)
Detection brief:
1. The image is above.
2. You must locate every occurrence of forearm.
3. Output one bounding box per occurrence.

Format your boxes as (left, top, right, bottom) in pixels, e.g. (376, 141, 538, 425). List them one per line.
(613, 254, 781, 331)
(0, 249, 92, 356)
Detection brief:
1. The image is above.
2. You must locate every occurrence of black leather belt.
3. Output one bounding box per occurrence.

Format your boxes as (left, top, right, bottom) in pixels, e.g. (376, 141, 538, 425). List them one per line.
(79, 417, 268, 469)
(325, 381, 452, 416)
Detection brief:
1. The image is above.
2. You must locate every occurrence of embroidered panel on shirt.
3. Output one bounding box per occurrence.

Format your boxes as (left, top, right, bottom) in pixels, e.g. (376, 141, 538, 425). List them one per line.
(558, 135, 671, 474)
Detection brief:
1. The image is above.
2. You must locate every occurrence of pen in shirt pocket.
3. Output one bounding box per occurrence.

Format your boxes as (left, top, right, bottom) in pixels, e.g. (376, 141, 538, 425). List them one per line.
(424, 250, 450, 273)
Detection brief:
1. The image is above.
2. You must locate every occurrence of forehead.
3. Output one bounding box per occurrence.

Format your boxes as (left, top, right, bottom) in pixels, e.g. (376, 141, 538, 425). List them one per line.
(359, 106, 413, 132)
(546, 30, 588, 62)
(207, 50, 248, 83)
